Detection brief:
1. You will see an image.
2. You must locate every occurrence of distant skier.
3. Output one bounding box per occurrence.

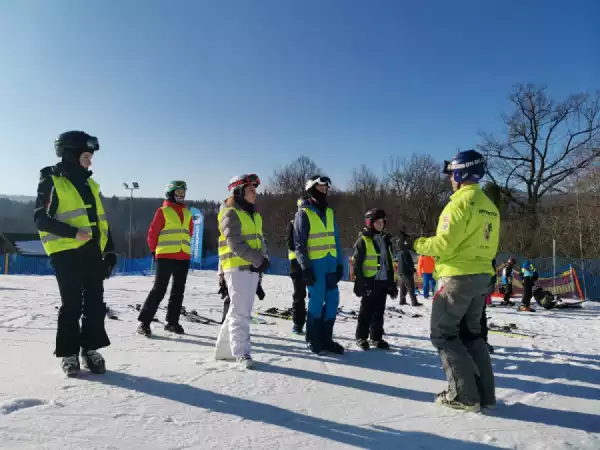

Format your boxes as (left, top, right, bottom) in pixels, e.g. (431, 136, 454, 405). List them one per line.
(34, 131, 117, 376)
(417, 255, 436, 299)
(500, 257, 516, 306)
(137, 181, 193, 337)
(396, 233, 422, 307)
(352, 208, 398, 350)
(414, 150, 499, 412)
(519, 259, 538, 312)
(287, 212, 307, 334)
(293, 175, 345, 355)
(214, 174, 269, 368)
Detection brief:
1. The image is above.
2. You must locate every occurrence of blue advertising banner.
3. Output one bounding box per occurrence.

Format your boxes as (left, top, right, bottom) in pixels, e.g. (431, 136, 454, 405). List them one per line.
(189, 207, 204, 266)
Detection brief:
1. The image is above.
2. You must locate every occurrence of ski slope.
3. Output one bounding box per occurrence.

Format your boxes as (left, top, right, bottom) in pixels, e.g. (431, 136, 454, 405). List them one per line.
(1, 273, 599, 450)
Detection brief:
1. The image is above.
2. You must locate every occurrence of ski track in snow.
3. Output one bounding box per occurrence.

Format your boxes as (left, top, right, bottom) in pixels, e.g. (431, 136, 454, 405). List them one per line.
(0, 274, 599, 449)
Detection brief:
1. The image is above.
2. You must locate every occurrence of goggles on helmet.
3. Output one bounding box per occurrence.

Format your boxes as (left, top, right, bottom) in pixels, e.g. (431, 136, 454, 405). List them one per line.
(305, 176, 331, 190)
(228, 174, 261, 191)
(166, 180, 187, 192)
(86, 136, 100, 151)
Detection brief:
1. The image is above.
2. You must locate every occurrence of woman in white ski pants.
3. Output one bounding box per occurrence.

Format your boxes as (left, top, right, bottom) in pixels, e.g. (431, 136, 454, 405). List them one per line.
(215, 174, 269, 364)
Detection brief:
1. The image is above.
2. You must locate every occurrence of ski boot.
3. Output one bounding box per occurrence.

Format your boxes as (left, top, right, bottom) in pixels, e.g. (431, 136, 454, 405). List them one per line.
(137, 322, 152, 337)
(61, 355, 80, 377)
(292, 325, 305, 336)
(434, 391, 480, 413)
(81, 349, 106, 374)
(307, 342, 327, 355)
(518, 305, 535, 312)
(164, 323, 185, 335)
(237, 355, 255, 369)
(356, 339, 370, 350)
(501, 300, 515, 306)
(370, 339, 390, 350)
(411, 300, 423, 307)
(326, 340, 345, 355)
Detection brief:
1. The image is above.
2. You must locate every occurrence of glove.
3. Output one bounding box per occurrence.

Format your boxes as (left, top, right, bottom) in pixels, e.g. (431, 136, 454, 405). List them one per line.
(218, 276, 228, 299)
(353, 280, 365, 297)
(388, 284, 399, 299)
(256, 282, 266, 300)
(302, 268, 316, 287)
(336, 265, 344, 282)
(151, 252, 156, 261)
(103, 253, 117, 280)
(250, 258, 270, 274)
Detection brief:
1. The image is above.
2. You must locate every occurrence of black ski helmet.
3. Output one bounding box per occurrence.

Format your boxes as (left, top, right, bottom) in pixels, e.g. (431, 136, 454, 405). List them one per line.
(365, 208, 386, 228)
(54, 131, 99, 158)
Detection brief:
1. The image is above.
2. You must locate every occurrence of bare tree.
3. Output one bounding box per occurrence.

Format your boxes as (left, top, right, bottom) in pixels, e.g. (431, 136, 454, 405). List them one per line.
(268, 156, 324, 195)
(384, 154, 450, 235)
(479, 83, 600, 253)
(350, 164, 382, 211)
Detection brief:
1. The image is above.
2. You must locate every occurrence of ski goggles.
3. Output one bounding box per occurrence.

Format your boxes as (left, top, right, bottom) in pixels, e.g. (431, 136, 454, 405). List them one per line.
(166, 180, 187, 192)
(85, 136, 100, 151)
(305, 176, 331, 189)
(228, 174, 261, 191)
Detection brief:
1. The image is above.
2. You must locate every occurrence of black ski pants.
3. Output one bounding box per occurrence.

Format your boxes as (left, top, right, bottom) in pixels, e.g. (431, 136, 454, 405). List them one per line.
(51, 241, 110, 357)
(521, 277, 534, 307)
(399, 274, 418, 305)
(502, 283, 513, 303)
(290, 273, 307, 328)
(355, 280, 389, 342)
(138, 258, 190, 326)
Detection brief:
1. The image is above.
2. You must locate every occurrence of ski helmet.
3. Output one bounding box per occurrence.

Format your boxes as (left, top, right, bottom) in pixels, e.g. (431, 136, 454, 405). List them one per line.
(54, 131, 99, 158)
(228, 174, 261, 197)
(305, 175, 331, 192)
(447, 149, 486, 184)
(165, 180, 187, 203)
(165, 180, 187, 195)
(365, 208, 386, 228)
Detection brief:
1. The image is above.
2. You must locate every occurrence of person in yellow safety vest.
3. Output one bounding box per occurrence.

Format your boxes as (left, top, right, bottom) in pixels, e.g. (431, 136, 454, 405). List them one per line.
(34, 131, 117, 377)
(351, 208, 398, 351)
(214, 174, 269, 369)
(293, 175, 345, 355)
(287, 198, 308, 334)
(413, 149, 500, 413)
(137, 181, 193, 338)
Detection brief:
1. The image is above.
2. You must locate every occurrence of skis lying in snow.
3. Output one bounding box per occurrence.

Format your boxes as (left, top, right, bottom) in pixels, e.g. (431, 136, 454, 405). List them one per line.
(387, 306, 423, 318)
(257, 307, 293, 320)
(488, 322, 538, 338)
(180, 306, 220, 325)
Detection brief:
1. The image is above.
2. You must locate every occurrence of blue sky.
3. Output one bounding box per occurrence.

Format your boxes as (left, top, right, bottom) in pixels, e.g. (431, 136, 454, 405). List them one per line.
(0, 0, 598, 202)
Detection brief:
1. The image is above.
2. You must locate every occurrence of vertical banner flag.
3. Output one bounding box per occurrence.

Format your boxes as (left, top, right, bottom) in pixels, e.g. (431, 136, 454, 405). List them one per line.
(189, 207, 204, 267)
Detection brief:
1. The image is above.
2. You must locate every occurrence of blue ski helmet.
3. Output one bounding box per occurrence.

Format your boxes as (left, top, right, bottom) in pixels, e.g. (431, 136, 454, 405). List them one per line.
(447, 149, 486, 184)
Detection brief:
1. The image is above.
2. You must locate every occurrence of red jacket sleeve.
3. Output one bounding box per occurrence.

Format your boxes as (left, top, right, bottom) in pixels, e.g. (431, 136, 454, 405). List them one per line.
(147, 208, 165, 253)
(189, 215, 194, 236)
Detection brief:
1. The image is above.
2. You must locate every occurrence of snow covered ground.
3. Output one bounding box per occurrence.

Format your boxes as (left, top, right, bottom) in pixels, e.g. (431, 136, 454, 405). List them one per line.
(1, 273, 599, 450)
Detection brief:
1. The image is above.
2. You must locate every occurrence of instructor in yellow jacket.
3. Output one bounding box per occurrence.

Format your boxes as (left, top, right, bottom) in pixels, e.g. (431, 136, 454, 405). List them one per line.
(413, 149, 500, 413)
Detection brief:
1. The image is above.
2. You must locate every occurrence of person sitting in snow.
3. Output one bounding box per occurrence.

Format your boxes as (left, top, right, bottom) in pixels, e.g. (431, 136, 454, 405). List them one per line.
(352, 208, 398, 350)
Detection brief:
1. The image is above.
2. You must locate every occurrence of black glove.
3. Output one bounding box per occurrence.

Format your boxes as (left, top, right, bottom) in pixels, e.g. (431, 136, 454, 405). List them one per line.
(336, 265, 344, 282)
(250, 258, 270, 274)
(388, 283, 399, 299)
(218, 277, 228, 299)
(353, 279, 365, 297)
(151, 252, 156, 261)
(103, 253, 117, 280)
(302, 268, 316, 287)
(256, 282, 265, 300)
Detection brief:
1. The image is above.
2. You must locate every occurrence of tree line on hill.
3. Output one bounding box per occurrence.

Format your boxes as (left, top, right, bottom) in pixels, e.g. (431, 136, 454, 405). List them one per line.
(1, 83, 599, 260)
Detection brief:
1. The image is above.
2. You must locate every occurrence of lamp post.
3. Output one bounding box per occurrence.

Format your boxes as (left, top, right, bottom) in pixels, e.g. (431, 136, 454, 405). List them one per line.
(123, 182, 139, 259)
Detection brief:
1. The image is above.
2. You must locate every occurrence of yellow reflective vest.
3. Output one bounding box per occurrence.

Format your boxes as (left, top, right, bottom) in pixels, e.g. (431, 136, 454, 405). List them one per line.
(413, 184, 500, 279)
(361, 236, 392, 278)
(304, 208, 337, 260)
(39, 176, 109, 255)
(155, 207, 192, 256)
(218, 207, 263, 271)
